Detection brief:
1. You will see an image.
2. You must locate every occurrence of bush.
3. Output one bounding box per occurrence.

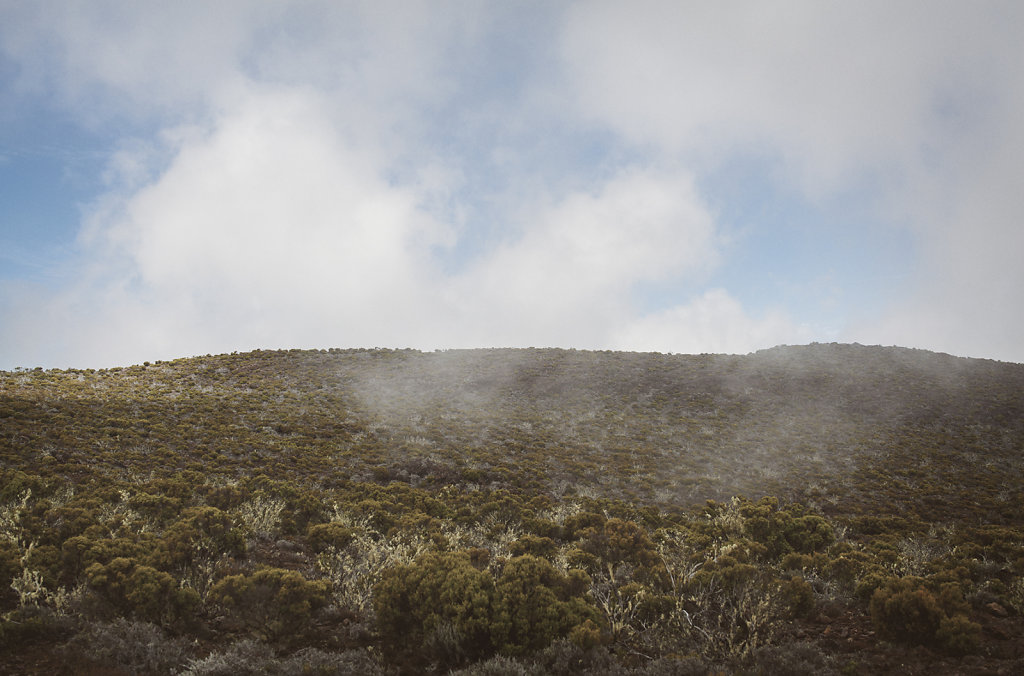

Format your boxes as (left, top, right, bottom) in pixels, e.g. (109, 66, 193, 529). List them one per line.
(155, 506, 246, 571)
(85, 557, 199, 629)
(374, 550, 496, 665)
(509, 535, 558, 560)
(492, 555, 601, 656)
(740, 498, 834, 559)
(306, 522, 355, 553)
(180, 638, 275, 676)
(63, 618, 192, 675)
(374, 552, 602, 666)
(779, 576, 815, 618)
(207, 568, 331, 642)
(869, 577, 980, 654)
(750, 641, 838, 676)
(935, 614, 982, 656)
(870, 580, 944, 645)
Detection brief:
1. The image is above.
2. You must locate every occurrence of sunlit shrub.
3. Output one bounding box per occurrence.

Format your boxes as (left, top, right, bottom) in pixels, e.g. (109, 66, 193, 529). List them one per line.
(317, 528, 430, 612)
(739, 498, 833, 559)
(236, 494, 286, 540)
(374, 551, 600, 666)
(60, 535, 150, 584)
(127, 492, 182, 525)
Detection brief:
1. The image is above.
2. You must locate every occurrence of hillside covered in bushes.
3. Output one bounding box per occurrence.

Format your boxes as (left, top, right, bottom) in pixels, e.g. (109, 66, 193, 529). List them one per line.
(1, 344, 1022, 674)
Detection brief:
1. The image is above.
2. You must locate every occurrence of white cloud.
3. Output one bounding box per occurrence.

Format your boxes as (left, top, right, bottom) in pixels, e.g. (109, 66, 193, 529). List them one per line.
(612, 289, 810, 355)
(447, 167, 720, 347)
(560, 1, 1005, 191)
(561, 0, 1024, 362)
(3, 2, 1023, 366)
(78, 86, 451, 354)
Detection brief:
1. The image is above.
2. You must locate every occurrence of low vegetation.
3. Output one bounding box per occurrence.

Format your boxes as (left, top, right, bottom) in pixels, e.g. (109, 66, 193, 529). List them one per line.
(1, 344, 1022, 673)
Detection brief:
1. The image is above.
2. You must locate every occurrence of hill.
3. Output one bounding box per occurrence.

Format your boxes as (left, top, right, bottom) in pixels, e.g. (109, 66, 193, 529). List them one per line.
(1, 344, 1022, 673)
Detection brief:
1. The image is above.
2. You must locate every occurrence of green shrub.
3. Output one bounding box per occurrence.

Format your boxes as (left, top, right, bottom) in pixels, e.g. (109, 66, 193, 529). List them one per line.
(374, 552, 601, 666)
(127, 492, 182, 525)
(374, 550, 497, 665)
(936, 613, 982, 655)
(580, 518, 659, 569)
(154, 506, 245, 571)
(853, 568, 892, 601)
(869, 577, 979, 654)
(207, 568, 331, 642)
(824, 553, 864, 587)
(306, 522, 355, 553)
(740, 498, 834, 559)
(509, 535, 558, 560)
(492, 555, 600, 656)
(870, 579, 943, 645)
(61, 535, 150, 584)
(780, 576, 815, 618)
(780, 553, 814, 572)
(85, 557, 199, 629)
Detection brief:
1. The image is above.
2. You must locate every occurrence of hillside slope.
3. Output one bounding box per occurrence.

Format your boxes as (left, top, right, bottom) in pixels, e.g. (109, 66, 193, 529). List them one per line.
(3, 343, 1022, 521)
(1, 343, 1022, 674)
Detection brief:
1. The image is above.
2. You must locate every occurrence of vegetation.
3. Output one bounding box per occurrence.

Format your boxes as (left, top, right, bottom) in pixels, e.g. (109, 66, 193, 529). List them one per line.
(0, 343, 1022, 673)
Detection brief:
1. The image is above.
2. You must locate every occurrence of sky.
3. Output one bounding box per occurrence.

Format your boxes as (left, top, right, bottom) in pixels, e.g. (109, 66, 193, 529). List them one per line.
(1, 1, 1023, 369)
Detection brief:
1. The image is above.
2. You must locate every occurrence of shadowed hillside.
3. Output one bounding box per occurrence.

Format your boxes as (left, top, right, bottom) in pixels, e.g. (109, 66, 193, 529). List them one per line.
(1, 344, 1022, 674)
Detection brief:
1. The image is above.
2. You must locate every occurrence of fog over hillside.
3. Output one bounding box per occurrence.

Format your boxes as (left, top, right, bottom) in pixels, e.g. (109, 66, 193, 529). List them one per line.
(4, 343, 1021, 522)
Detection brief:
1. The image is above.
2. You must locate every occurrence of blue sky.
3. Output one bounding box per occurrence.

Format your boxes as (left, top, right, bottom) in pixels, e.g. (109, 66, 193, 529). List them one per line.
(1, 1, 1023, 369)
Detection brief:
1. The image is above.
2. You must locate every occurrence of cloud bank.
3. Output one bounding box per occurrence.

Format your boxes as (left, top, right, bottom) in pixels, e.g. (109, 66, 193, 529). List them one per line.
(1, 1, 1022, 367)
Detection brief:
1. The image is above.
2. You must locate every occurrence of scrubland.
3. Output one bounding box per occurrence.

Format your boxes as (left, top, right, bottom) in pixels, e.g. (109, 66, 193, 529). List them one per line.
(0, 344, 1022, 674)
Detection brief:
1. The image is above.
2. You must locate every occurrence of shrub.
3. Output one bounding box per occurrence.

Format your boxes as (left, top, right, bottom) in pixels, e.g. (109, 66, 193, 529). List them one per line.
(374, 551, 601, 666)
(374, 550, 497, 665)
(492, 555, 601, 656)
(306, 522, 355, 553)
(740, 498, 834, 559)
(85, 557, 199, 629)
(779, 576, 815, 618)
(870, 579, 944, 645)
(63, 618, 192, 675)
(750, 641, 838, 676)
(237, 494, 287, 540)
(580, 518, 660, 570)
(869, 577, 980, 654)
(448, 654, 540, 676)
(207, 568, 331, 642)
(180, 638, 275, 676)
(155, 506, 245, 571)
(936, 613, 982, 655)
(188, 645, 391, 676)
(509, 535, 558, 560)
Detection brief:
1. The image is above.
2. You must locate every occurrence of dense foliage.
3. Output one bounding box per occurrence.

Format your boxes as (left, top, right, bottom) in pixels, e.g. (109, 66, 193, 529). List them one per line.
(0, 344, 1022, 673)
